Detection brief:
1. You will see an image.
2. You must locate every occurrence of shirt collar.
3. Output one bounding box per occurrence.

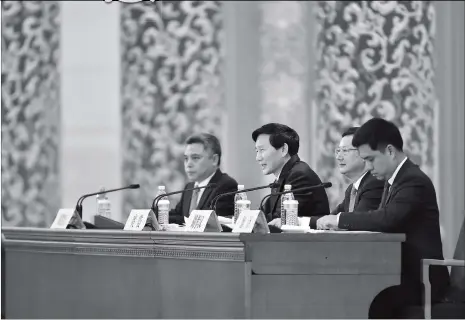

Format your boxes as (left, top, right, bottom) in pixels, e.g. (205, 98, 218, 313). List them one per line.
(353, 171, 369, 191)
(273, 158, 291, 181)
(196, 170, 216, 188)
(388, 157, 408, 186)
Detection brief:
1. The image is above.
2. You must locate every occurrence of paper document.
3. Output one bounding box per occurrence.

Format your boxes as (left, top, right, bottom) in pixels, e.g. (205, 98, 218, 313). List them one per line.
(217, 216, 233, 224)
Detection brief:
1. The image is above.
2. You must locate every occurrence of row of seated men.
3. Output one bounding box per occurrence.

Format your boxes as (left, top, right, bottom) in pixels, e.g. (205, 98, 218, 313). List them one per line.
(164, 118, 450, 319)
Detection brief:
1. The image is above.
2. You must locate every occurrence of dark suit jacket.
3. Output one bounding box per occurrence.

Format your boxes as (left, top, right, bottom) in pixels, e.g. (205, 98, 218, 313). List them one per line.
(338, 159, 450, 298)
(169, 169, 238, 224)
(265, 155, 330, 222)
(309, 172, 384, 228)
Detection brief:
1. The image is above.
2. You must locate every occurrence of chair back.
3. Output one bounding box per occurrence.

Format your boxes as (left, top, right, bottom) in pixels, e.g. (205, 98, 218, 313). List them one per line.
(450, 214, 465, 290)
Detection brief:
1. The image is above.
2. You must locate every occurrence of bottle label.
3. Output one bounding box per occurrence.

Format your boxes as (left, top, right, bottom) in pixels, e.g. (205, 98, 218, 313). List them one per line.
(283, 200, 299, 226)
(157, 200, 170, 225)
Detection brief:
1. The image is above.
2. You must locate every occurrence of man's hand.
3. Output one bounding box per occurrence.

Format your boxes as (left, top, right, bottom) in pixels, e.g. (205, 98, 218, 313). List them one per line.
(268, 218, 282, 228)
(316, 215, 339, 230)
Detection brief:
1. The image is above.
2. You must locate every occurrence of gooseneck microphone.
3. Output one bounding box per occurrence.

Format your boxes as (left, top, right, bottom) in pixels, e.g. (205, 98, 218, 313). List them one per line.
(258, 182, 333, 213)
(150, 184, 217, 211)
(210, 182, 278, 213)
(75, 184, 140, 218)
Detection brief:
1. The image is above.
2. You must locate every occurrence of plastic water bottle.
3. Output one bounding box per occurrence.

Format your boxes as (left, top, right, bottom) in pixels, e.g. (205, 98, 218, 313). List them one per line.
(236, 199, 251, 223)
(284, 199, 299, 226)
(156, 186, 169, 225)
(96, 187, 111, 218)
(234, 185, 247, 223)
(280, 184, 294, 226)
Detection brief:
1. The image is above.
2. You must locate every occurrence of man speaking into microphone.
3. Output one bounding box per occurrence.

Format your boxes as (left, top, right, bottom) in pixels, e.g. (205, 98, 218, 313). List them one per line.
(169, 133, 238, 225)
(252, 123, 330, 225)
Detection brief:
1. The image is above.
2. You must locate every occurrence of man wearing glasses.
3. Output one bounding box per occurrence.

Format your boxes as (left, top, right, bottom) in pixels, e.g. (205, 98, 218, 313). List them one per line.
(310, 127, 384, 229)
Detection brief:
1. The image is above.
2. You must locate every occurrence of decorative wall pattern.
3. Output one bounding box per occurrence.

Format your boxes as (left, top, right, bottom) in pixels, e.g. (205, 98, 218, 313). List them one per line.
(120, 1, 224, 215)
(313, 1, 437, 209)
(1, 1, 61, 227)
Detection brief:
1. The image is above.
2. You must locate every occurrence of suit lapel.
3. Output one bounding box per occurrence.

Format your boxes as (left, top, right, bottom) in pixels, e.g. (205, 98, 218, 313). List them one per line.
(385, 159, 414, 205)
(183, 183, 194, 217)
(354, 172, 370, 207)
(197, 169, 222, 210)
(269, 155, 300, 214)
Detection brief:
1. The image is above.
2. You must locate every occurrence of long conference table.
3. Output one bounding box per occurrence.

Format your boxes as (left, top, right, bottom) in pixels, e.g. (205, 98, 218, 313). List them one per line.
(1, 227, 405, 319)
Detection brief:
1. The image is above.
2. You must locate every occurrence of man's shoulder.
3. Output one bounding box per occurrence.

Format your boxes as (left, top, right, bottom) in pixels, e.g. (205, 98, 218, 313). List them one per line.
(216, 170, 238, 187)
(290, 159, 317, 175)
(397, 161, 434, 188)
(361, 173, 384, 190)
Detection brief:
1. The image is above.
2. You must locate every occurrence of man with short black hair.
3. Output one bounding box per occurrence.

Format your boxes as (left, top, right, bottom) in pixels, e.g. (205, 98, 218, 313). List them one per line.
(252, 123, 330, 223)
(316, 118, 450, 318)
(169, 133, 238, 224)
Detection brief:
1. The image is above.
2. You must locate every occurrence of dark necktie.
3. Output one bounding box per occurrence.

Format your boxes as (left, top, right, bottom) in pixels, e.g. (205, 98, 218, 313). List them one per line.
(348, 185, 358, 212)
(188, 184, 199, 217)
(379, 181, 391, 209)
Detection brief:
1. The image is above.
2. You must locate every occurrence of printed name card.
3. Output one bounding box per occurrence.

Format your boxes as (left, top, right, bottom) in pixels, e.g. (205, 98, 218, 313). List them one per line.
(232, 210, 270, 234)
(124, 209, 160, 231)
(185, 210, 222, 232)
(50, 209, 85, 229)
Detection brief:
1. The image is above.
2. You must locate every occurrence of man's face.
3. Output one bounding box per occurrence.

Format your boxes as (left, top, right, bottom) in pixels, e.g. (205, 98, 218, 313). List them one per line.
(255, 134, 287, 176)
(184, 143, 217, 182)
(357, 144, 395, 180)
(335, 135, 366, 177)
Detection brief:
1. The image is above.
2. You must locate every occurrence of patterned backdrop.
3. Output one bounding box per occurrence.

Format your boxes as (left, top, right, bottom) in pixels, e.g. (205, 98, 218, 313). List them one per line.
(120, 1, 224, 216)
(1, 1, 61, 227)
(313, 1, 437, 209)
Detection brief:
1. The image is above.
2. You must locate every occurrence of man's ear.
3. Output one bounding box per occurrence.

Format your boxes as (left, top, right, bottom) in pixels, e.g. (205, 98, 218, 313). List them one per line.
(281, 143, 289, 157)
(386, 144, 396, 157)
(212, 154, 220, 166)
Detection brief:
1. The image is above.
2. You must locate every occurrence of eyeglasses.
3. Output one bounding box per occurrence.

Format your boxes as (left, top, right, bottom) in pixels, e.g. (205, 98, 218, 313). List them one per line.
(334, 148, 358, 156)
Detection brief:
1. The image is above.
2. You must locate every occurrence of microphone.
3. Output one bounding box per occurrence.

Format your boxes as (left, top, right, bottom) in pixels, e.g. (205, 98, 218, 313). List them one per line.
(209, 182, 277, 213)
(75, 184, 140, 218)
(258, 182, 332, 213)
(150, 184, 217, 211)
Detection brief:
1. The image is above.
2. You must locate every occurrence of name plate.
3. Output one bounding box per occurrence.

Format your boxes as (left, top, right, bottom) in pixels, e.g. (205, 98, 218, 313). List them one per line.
(232, 210, 269, 234)
(185, 210, 222, 232)
(50, 209, 85, 229)
(124, 209, 160, 231)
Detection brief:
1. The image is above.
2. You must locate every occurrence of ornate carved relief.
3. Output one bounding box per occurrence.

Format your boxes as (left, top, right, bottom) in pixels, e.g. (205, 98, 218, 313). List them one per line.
(1, 1, 61, 227)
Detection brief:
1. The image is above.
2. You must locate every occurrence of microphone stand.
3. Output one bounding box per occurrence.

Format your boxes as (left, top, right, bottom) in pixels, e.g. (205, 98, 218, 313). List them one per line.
(210, 182, 276, 213)
(258, 183, 332, 213)
(75, 184, 140, 218)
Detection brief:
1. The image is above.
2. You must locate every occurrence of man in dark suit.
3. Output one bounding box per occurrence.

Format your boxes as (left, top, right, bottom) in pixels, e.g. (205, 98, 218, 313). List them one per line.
(316, 118, 450, 318)
(252, 123, 330, 224)
(309, 127, 384, 229)
(169, 133, 238, 225)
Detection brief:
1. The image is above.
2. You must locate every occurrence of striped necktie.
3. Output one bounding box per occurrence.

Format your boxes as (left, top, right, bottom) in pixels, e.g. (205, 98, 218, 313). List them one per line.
(188, 184, 199, 216)
(348, 185, 358, 212)
(379, 181, 391, 209)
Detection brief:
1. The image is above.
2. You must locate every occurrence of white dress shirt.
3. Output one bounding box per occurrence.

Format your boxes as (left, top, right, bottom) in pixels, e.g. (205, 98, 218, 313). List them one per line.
(194, 171, 216, 206)
(353, 171, 369, 192)
(388, 156, 408, 187)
